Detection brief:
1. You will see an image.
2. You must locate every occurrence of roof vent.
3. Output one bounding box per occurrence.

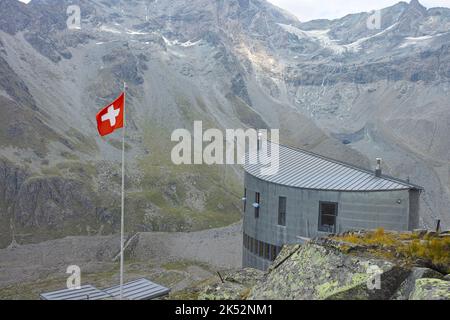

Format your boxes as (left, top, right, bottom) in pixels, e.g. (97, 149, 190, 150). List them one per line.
(375, 158, 382, 177)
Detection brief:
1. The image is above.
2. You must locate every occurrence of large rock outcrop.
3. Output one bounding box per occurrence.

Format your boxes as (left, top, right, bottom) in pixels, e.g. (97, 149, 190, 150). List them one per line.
(410, 279, 450, 300)
(191, 230, 450, 300)
(249, 242, 409, 300)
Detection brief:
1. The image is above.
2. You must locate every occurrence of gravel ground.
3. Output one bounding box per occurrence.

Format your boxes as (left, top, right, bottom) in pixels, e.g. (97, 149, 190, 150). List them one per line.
(0, 222, 242, 290)
(132, 223, 243, 269)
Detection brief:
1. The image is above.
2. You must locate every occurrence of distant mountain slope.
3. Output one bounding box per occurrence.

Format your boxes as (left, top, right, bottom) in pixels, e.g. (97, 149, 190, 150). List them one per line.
(0, 0, 448, 247)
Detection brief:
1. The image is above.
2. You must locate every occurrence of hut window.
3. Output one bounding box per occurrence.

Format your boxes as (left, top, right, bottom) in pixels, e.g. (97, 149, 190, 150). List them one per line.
(264, 243, 270, 260)
(270, 245, 277, 261)
(258, 240, 264, 257)
(318, 202, 338, 233)
(278, 196, 287, 226)
(254, 192, 260, 218)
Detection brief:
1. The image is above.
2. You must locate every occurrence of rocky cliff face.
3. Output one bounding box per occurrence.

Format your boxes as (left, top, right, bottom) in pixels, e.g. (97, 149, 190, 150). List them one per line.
(187, 230, 450, 300)
(0, 0, 449, 246)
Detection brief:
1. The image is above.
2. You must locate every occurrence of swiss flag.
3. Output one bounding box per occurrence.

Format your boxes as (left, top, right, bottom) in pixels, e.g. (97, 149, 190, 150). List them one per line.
(96, 93, 125, 137)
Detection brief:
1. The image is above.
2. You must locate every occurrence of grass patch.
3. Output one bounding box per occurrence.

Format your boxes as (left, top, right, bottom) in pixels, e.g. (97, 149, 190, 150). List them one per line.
(56, 161, 97, 178)
(162, 260, 214, 273)
(107, 139, 132, 152)
(132, 120, 242, 233)
(65, 128, 99, 155)
(335, 228, 450, 274)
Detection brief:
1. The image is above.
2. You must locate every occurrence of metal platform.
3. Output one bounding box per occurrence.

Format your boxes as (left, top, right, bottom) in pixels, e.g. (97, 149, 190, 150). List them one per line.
(40, 278, 170, 300)
(103, 278, 171, 300)
(40, 285, 111, 300)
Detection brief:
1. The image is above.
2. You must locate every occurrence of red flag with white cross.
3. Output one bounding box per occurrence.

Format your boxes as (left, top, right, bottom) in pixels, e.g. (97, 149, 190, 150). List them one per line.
(96, 93, 125, 137)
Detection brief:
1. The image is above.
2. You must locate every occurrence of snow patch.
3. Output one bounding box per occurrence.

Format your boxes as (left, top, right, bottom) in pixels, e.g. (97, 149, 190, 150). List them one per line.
(278, 24, 345, 54)
(278, 22, 401, 54)
(99, 26, 122, 34)
(399, 32, 448, 48)
(344, 23, 398, 52)
(162, 36, 201, 48)
(126, 29, 151, 35)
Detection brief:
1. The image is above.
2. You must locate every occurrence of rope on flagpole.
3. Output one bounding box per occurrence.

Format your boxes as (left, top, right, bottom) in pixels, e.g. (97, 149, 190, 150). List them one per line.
(120, 82, 126, 300)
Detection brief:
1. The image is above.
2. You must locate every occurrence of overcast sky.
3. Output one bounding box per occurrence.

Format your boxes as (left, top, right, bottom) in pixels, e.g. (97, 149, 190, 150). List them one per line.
(267, 0, 450, 21)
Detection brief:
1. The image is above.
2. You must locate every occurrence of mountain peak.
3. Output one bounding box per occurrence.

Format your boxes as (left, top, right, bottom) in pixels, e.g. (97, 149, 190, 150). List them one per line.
(408, 0, 427, 14)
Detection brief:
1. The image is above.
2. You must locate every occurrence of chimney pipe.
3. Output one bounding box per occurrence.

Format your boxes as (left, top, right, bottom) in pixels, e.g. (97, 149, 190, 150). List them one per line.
(375, 158, 382, 177)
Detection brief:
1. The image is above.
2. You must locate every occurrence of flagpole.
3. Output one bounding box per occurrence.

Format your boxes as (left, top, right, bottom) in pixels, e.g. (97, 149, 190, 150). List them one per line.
(120, 82, 126, 300)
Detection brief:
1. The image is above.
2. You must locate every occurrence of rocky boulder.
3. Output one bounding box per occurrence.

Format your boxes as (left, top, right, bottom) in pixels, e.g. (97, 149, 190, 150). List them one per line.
(410, 279, 450, 300)
(249, 241, 409, 300)
(393, 267, 444, 300)
(198, 268, 264, 300)
(194, 230, 449, 300)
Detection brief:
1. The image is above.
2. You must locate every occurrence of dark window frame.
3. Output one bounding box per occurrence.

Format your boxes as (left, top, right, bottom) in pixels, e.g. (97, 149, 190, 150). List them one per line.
(254, 192, 260, 219)
(243, 233, 281, 262)
(264, 243, 270, 260)
(258, 240, 264, 257)
(318, 201, 338, 233)
(243, 189, 247, 213)
(278, 196, 287, 226)
(270, 245, 277, 261)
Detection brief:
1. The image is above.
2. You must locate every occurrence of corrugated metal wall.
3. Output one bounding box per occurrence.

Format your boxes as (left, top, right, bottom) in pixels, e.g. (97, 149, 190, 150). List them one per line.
(243, 173, 416, 271)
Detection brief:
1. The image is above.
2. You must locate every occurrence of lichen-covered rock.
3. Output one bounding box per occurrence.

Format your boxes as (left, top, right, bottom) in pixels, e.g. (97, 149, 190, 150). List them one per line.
(249, 242, 409, 300)
(268, 244, 301, 272)
(444, 275, 450, 281)
(198, 282, 249, 300)
(393, 268, 444, 300)
(198, 268, 264, 300)
(410, 279, 450, 300)
(223, 268, 265, 287)
(192, 233, 449, 300)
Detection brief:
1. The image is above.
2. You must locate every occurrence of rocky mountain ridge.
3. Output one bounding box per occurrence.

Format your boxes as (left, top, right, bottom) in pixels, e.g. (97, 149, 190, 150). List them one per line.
(0, 0, 449, 247)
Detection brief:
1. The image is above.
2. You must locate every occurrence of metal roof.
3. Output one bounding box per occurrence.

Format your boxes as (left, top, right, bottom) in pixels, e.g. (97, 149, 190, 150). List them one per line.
(244, 142, 423, 192)
(40, 285, 111, 301)
(40, 279, 170, 301)
(103, 278, 170, 300)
